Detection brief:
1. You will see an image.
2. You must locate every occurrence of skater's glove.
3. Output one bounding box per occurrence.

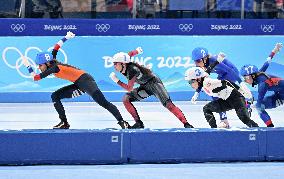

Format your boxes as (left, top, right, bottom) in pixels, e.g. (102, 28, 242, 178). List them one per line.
(191, 92, 199, 104)
(136, 47, 143, 54)
(217, 52, 226, 63)
(272, 43, 283, 53)
(22, 55, 30, 67)
(109, 72, 119, 83)
(65, 31, 75, 40)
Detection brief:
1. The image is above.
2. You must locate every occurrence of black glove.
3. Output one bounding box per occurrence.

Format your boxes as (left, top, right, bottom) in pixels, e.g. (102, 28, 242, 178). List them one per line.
(52, 49, 58, 59)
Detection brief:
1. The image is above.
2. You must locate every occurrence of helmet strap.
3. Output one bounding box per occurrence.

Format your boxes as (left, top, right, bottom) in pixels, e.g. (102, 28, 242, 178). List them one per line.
(43, 63, 49, 69)
(197, 77, 205, 88)
(45, 61, 52, 69)
(120, 63, 126, 73)
(203, 56, 209, 68)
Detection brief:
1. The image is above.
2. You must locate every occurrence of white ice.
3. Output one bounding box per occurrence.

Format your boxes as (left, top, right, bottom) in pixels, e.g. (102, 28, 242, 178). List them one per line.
(0, 162, 284, 179)
(0, 101, 283, 130)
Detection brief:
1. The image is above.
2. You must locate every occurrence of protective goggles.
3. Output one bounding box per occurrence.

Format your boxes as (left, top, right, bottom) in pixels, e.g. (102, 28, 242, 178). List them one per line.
(196, 58, 204, 63)
(243, 75, 251, 80)
(195, 56, 208, 64)
(188, 79, 197, 85)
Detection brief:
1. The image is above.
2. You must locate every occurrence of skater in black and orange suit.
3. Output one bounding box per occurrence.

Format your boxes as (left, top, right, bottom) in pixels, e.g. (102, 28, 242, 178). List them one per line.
(23, 31, 129, 129)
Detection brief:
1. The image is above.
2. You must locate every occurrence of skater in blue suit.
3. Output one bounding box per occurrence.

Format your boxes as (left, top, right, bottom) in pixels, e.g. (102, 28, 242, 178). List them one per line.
(191, 47, 252, 128)
(240, 43, 283, 127)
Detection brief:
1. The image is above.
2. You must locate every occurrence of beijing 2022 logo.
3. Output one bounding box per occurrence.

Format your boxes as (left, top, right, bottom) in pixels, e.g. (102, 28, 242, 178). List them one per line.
(2, 46, 67, 78)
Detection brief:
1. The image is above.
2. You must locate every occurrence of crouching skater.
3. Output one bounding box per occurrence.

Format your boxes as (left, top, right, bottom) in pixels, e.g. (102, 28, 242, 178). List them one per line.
(184, 65, 259, 128)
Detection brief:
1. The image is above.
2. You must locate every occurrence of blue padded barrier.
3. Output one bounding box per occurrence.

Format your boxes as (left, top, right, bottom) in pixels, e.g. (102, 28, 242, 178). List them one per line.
(0, 128, 283, 165)
(265, 128, 284, 161)
(128, 128, 264, 163)
(0, 129, 125, 165)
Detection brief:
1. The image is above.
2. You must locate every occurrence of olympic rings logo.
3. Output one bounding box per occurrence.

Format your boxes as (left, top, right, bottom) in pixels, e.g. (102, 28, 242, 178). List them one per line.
(178, 24, 193, 32)
(10, 24, 26, 32)
(95, 24, 110, 32)
(2, 47, 67, 78)
(260, 25, 275, 33)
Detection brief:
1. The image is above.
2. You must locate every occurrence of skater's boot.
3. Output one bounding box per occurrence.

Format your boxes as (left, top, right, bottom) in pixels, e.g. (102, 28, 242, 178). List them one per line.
(184, 122, 194, 128)
(131, 120, 144, 129)
(118, 120, 131, 129)
(53, 121, 70, 129)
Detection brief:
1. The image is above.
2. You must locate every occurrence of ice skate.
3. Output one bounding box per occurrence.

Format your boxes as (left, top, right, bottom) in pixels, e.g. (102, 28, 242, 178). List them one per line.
(53, 121, 70, 129)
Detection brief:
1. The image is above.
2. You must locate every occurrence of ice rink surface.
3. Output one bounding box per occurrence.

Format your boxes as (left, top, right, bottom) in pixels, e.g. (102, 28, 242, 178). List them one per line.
(0, 101, 283, 179)
(1, 162, 284, 179)
(0, 101, 283, 129)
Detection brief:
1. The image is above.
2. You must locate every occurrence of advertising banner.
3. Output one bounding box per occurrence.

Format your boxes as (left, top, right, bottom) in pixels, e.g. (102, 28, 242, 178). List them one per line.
(1, 36, 284, 93)
(1, 19, 284, 102)
(1, 18, 283, 36)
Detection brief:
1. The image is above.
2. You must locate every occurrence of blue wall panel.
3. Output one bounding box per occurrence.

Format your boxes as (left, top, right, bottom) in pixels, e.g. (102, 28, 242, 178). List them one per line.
(0, 126, 283, 165)
(128, 129, 263, 163)
(265, 128, 284, 161)
(0, 129, 125, 165)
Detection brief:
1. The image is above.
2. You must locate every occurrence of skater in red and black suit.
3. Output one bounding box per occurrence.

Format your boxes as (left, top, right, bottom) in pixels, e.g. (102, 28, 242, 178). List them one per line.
(22, 31, 129, 129)
(109, 48, 194, 129)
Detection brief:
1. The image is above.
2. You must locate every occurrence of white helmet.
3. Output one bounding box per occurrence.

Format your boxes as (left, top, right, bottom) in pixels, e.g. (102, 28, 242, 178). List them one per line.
(184, 67, 208, 81)
(112, 52, 131, 63)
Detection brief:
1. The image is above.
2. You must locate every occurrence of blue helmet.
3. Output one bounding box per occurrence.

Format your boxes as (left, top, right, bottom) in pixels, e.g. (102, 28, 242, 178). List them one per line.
(35, 52, 53, 65)
(192, 47, 209, 62)
(240, 64, 259, 76)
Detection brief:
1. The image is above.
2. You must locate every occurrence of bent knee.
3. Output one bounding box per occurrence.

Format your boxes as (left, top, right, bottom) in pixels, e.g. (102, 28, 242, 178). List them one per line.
(256, 103, 265, 112)
(123, 95, 131, 104)
(51, 92, 59, 102)
(203, 104, 210, 112)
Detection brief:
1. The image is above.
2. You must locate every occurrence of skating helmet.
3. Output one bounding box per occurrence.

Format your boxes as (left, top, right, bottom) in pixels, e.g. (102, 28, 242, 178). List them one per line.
(192, 47, 209, 62)
(240, 64, 259, 76)
(185, 67, 208, 81)
(35, 52, 53, 65)
(112, 52, 131, 63)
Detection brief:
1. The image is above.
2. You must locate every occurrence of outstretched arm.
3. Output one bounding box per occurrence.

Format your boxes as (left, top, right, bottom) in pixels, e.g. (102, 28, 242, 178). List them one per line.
(205, 52, 226, 74)
(24, 31, 75, 80)
(259, 43, 283, 72)
(52, 31, 75, 59)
